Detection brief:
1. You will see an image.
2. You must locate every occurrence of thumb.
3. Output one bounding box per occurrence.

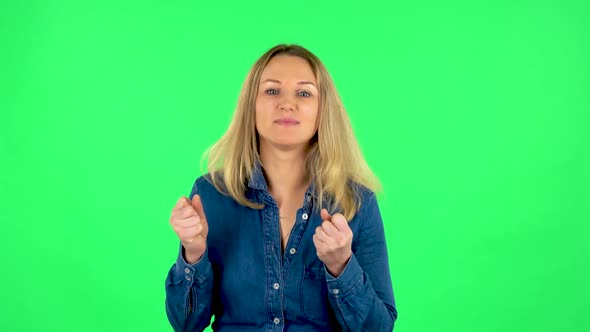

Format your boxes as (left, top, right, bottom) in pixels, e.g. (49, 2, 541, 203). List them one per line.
(191, 195, 206, 221)
(330, 213, 350, 232)
(191, 194, 208, 236)
(320, 208, 332, 221)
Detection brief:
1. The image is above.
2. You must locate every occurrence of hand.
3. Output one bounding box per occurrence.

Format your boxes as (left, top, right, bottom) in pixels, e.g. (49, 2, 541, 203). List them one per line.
(169, 194, 209, 264)
(313, 208, 353, 277)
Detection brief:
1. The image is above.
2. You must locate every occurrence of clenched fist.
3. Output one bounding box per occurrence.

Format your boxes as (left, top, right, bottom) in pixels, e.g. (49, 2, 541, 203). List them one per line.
(313, 208, 353, 277)
(169, 194, 209, 264)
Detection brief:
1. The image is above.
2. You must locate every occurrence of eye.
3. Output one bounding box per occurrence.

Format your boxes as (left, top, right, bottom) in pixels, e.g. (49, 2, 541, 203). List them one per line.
(265, 88, 279, 95)
(298, 90, 312, 97)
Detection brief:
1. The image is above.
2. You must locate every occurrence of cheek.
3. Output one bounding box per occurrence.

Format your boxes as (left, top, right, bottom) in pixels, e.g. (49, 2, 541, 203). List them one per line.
(254, 100, 272, 129)
(303, 103, 319, 123)
(255, 97, 273, 114)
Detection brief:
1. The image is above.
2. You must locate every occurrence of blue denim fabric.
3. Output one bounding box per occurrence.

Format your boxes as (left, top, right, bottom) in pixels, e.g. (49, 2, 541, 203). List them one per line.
(165, 163, 397, 331)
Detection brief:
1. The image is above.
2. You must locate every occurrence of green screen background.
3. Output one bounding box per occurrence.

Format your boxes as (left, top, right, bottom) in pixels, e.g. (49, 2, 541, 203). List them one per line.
(1, 1, 588, 331)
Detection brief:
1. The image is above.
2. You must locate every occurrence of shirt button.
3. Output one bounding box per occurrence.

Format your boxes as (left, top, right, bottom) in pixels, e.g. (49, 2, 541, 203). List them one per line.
(273, 317, 280, 324)
(333, 289, 340, 295)
(289, 248, 296, 255)
(185, 276, 191, 281)
(273, 283, 280, 290)
(184, 268, 190, 274)
(302, 213, 308, 220)
(307, 195, 311, 202)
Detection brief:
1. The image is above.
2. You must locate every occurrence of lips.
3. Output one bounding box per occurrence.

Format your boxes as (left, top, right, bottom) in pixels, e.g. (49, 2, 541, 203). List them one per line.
(274, 118, 299, 125)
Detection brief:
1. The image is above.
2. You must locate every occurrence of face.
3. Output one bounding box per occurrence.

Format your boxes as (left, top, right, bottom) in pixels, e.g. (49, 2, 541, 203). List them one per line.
(255, 55, 319, 150)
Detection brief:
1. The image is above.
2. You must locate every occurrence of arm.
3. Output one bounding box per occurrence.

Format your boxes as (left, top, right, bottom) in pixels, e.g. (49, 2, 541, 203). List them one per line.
(165, 245, 214, 332)
(164, 182, 214, 332)
(325, 193, 398, 331)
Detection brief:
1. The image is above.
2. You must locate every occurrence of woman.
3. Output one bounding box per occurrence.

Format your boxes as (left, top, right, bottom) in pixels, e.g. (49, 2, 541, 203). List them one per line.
(165, 44, 397, 331)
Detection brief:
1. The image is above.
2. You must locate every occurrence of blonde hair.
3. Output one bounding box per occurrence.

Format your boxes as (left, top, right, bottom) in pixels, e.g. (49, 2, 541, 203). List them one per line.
(204, 44, 380, 220)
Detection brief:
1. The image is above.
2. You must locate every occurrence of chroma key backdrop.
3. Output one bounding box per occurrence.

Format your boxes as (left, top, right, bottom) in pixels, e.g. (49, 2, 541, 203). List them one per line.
(1, 1, 588, 331)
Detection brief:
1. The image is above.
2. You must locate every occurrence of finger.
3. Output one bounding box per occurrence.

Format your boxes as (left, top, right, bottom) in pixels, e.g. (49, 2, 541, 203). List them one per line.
(321, 220, 339, 237)
(172, 196, 190, 212)
(176, 215, 201, 229)
(177, 205, 198, 219)
(312, 233, 323, 250)
(314, 226, 330, 243)
(320, 208, 332, 221)
(178, 224, 203, 239)
(330, 213, 351, 233)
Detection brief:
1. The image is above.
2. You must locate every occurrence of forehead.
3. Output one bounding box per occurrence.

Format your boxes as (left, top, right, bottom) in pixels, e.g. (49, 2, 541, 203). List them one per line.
(260, 55, 316, 82)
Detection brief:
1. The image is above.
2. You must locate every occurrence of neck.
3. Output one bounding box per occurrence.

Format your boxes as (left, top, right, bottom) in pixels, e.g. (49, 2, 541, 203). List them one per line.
(259, 142, 310, 207)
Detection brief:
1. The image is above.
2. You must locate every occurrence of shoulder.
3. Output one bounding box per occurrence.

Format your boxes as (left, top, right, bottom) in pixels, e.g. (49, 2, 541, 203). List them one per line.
(347, 182, 385, 246)
(191, 174, 210, 194)
(349, 180, 378, 210)
(190, 172, 226, 199)
(189, 173, 247, 219)
(350, 180, 384, 225)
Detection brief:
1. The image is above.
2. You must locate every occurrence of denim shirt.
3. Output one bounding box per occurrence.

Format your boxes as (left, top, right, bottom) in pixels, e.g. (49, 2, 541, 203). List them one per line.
(165, 163, 397, 332)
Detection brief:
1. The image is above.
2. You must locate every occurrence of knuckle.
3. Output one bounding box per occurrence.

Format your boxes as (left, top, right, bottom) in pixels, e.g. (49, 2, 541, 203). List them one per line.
(183, 208, 194, 218)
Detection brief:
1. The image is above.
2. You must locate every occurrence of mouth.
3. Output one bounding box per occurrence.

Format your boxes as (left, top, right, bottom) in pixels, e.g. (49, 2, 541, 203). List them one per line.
(274, 118, 300, 126)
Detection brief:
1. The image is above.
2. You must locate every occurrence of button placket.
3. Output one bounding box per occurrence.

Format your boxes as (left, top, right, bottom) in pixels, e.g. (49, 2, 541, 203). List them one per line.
(184, 267, 192, 281)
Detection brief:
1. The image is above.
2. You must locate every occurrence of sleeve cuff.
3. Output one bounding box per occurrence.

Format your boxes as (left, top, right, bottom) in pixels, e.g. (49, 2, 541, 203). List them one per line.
(174, 242, 211, 284)
(324, 253, 363, 298)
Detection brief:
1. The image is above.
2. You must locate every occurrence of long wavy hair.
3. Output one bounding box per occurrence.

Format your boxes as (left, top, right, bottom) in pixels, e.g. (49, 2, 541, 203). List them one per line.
(203, 44, 380, 220)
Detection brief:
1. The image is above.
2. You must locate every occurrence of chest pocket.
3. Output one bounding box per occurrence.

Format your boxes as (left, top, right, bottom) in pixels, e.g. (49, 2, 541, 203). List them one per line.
(301, 266, 329, 321)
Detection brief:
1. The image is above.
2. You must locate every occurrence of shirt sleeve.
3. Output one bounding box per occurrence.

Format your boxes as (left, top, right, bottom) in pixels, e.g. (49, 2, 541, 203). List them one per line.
(324, 193, 398, 331)
(164, 180, 214, 332)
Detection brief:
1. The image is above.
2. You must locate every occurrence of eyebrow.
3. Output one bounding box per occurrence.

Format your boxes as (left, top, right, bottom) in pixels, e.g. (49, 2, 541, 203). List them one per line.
(261, 79, 317, 87)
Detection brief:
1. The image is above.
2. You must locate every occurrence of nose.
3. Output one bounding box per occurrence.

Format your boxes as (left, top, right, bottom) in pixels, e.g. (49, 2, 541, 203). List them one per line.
(279, 95, 296, 111)
(280, 104, 294, 111)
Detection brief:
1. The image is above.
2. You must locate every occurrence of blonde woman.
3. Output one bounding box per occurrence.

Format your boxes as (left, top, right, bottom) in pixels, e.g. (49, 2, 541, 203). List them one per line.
(165, 44, 397, 331)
